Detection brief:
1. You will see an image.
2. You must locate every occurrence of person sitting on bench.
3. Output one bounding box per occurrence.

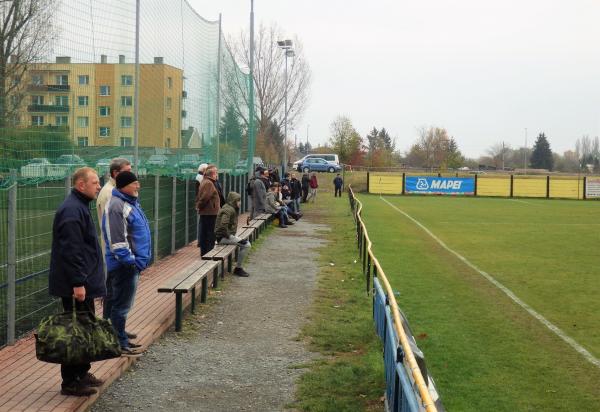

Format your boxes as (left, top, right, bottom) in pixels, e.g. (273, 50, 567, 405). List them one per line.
(265, 183, 293, 228)
(215, 191, 251, 277)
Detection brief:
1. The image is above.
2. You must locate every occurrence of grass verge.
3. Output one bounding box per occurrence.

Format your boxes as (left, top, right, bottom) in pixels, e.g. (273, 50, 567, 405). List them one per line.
(292, 196, 384, 412)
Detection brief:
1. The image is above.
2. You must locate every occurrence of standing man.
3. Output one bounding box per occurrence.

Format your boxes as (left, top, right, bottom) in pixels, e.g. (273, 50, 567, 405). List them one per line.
(196, 165, 221, 255)
(195, 163, 208, 248)
(308, 173, 319, 203)
(301, 173, 310, 203)
(289, 173, 302, 212)
(333, 174, 344, 197)
(96, 158, 137, 342)
(49, 167, 105, 396)
(251, 167, 267, 219)
(215, 191, 251, 277)
(102, 171, 151, 356)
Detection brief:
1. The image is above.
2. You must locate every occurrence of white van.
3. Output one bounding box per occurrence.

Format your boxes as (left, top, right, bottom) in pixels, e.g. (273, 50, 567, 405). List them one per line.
(293, 154, 339, 170)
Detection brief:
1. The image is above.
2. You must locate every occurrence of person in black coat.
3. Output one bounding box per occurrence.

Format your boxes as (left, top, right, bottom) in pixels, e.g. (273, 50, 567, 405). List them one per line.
(333, 174, 344, 197)
(301, 173, 310, 203)
(48, 167, 105, 396)
(289, 173, 302, 212)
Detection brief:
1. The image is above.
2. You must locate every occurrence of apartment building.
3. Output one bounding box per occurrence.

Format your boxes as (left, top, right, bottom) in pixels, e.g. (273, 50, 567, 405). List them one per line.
(17, 55, 184, 148)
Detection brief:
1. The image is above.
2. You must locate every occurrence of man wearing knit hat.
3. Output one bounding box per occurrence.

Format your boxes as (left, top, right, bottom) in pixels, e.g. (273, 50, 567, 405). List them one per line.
(102, 171, 151, 356)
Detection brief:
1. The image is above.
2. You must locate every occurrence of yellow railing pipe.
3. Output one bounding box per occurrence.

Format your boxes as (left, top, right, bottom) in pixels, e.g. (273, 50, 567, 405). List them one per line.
(349, 186, 437, 412)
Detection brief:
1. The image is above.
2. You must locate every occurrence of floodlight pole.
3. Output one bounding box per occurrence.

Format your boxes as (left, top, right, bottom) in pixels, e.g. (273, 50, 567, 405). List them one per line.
(133, 0, 140, 173)
(524, 127, 528, 175)
(248, 0, 256, 174)
(278, 40, 294, 175)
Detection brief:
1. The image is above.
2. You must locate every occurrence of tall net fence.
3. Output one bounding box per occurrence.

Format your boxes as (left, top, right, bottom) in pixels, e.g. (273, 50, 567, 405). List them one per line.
(0, 0, 254, 347)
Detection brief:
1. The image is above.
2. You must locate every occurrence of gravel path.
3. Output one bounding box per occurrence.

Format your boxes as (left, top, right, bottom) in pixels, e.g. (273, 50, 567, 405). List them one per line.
(92, 218, 328, 412)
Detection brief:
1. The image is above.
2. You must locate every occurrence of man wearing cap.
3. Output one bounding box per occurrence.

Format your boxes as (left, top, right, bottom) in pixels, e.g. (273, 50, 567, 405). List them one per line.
(102, 171, 151, 356)
(250, 167, 267, 219)
(195, 163, 208, 248)
(196, 164, 220, 255)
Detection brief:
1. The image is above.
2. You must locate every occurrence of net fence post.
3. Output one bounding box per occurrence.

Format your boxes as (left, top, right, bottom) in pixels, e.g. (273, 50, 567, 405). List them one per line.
(185, 178, 190, 244)
(64, 173, 72, 198)
(7, 170, 17, 345)
(154, 175, 159, 260)
(171, 177, 177, 254)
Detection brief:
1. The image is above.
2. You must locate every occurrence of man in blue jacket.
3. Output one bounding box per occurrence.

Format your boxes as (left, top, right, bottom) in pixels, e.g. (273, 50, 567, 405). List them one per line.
(49, 167, 105, 396)
(102, 171, 151, 356)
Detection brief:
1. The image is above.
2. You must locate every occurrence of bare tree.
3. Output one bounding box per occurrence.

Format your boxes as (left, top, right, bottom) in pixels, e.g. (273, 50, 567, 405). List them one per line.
(226, 23, 311, 155)
(0, 0, 57, 127)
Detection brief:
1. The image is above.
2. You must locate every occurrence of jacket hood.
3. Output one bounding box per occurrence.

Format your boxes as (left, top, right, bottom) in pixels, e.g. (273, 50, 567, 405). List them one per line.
(226, 191, 241, 207)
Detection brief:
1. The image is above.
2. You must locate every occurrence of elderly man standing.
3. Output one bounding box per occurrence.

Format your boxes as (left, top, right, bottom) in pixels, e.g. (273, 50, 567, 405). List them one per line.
(49, 167, 105, 396)
(196, 164, 221, 256)
(250, 167, 267, 219)
(102, 171, 151, 356)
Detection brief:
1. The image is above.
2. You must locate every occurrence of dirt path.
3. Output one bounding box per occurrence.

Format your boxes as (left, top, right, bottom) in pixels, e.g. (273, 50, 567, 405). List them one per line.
(92, 218, 328, 412)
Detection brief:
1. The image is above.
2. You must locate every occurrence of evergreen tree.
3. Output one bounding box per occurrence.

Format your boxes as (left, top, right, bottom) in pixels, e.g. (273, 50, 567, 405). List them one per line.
(218, 105, 244, 147)
(530, 133, 554, 170)
(298, 142, 305, 154)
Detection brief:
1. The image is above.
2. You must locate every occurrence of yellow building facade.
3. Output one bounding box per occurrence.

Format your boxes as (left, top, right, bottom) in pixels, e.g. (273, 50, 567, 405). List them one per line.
(17, 56, 183, 148)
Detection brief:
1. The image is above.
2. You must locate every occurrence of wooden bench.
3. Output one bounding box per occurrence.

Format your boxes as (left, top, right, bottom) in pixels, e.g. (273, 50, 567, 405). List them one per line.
(201, 244, 238, 286)
(157, 259, 220, 332)
(236, 227, 255, 243)
(242, 219, 264, 239)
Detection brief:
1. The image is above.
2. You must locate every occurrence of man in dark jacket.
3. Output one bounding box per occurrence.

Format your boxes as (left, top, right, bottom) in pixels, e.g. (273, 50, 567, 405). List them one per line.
(215, 191, 251, 277)
(196, 165, 221, 255)
(289, 173, 302, 212)
(251, 168, 267, 219)
(333, 174, 344, 197)
(49, 167, 105, 396)
(301, 173, 310, 202)
(102, 171, 151, 356)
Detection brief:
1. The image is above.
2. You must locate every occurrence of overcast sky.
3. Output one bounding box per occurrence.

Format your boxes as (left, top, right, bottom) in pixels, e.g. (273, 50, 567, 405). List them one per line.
(188, 0, 600, 158)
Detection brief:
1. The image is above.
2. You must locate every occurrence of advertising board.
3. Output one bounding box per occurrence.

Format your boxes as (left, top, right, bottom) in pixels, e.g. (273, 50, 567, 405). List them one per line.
(405, 176, 475, 195)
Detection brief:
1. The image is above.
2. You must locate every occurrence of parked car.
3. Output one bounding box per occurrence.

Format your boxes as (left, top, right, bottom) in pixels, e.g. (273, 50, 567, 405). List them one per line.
(234, 157, 264, 171)
(299, 158, 342, 173)
(293, 153, 339, 170)
(95, 158, 112, 174)
(178, 154, 201, 173)
(146, 154, 170, 167)
(54, 154, 86, 166)
(20, 158, 52, 178)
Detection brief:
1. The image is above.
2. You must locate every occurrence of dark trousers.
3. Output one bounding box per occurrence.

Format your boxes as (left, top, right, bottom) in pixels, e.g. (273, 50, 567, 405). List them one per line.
(60, 297, 94, 387)
(107, 265, 140, 348)
(335, 187, 342, 197)
(196, 216, 202, 247)
(199, 215, 217, 256)
(301, 187, 309, 202)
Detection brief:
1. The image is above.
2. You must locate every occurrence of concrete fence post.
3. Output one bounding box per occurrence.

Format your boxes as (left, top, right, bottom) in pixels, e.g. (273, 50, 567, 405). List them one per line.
(7, 170, 17, 345)
(185, 179, 190, 244)
(154, 175, 159, 260)
(171, 177, 177, 254)
(64, 173, 72, 198)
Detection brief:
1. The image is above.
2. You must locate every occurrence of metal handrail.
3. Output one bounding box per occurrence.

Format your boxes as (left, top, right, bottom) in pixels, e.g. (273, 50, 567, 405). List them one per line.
(348, 185, 437, 412)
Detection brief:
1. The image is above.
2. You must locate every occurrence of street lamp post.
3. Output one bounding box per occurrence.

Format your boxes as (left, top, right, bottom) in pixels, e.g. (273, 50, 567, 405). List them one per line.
(277, 39, 294, 175)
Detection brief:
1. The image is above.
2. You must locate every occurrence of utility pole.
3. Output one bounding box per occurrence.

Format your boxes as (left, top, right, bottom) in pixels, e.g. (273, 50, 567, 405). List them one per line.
(524, 128, 528, 174)
(133, 0, 140, 173)
(248, 0, 255, 173)
(502, 141, 505, 171)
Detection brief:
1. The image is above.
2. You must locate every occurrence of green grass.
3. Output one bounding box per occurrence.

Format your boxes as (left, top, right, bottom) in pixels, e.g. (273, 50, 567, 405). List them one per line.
(357, 194, 600, 411)
(292, 199, 384, 412)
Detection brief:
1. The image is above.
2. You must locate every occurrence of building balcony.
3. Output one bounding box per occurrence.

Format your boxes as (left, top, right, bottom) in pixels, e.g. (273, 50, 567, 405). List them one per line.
(28, 104, 70, 112)
(27, 84, 70, 92)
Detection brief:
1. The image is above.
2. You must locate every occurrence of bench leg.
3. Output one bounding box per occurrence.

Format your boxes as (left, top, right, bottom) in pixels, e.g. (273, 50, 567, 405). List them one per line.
(227, 254, 233, 275)
(191, 287, 196, 314)
(175, 293, 183, 332)
(220, 259, 226, 279)
(213, 264, 220, 288)
(201, 276, 208, 303)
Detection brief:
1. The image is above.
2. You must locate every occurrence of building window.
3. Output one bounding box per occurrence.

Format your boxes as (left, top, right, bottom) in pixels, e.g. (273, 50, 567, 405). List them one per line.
(120, 137, 132, 147)
(99, 106, 110, 117)
(31, 115, 44, 126)
(55, 74, 68, 85)
(121, 96, 133, 107)
(78, 96, 88, 106)
(77, 116, 89, 127)
(31, 95, 44, 105)
(55, 95, 68, 106)
(77, 137, 89, 147)
(55, 116, 68, 126)
(167, 77, 173, 89)
(79, 75, 89, 85)
(166, 117, 172, 129)
(31, 74, 43, 85)
(166, 97, 172, 110)
(99, 85, 110, 96)
(121, 75, 133, 86)
(166, 138, 171, 147)
(121, 116, 132, 128)
(99, 127, 110, 137)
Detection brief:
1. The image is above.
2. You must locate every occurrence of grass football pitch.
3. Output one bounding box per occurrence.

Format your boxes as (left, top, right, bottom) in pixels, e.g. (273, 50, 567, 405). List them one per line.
(357, 194, 600, 411)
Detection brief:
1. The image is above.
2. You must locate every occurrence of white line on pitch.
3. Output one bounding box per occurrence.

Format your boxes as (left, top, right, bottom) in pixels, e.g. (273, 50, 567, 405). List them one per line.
(508, 199, 539, 205)
(379, 196, 600, 368)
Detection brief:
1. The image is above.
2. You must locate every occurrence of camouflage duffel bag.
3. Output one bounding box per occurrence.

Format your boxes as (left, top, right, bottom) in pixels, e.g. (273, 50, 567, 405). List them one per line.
(35, 303, 121, 365)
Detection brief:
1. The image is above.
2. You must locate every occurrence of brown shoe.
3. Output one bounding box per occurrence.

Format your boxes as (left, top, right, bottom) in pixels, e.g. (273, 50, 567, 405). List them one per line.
(61, 383, 98, 397)
(80, 373, 103, 387)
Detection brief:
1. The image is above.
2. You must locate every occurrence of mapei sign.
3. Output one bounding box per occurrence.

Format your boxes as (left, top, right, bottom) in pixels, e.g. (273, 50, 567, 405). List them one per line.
(405, 176, 475, 195)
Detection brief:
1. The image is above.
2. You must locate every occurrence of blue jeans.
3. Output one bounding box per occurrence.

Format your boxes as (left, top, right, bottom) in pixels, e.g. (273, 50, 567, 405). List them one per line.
(107, 265, 140, 348)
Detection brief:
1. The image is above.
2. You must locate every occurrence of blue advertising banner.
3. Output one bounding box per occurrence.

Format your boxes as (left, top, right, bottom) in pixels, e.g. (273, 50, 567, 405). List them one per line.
(405, 176, 475, 195)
